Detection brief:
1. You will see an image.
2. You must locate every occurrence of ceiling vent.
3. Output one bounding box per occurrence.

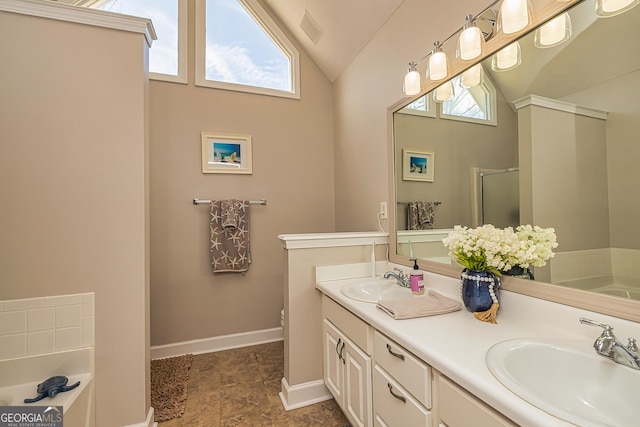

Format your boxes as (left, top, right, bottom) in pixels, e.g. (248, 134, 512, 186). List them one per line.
(300, 10, 323, 44)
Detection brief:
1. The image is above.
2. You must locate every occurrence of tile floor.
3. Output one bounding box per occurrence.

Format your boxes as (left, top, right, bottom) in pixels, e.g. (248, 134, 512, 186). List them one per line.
(158, 341, 351, 427)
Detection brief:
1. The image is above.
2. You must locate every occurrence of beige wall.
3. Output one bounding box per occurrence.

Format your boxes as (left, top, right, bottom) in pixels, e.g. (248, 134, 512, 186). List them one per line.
(0, 11, 150, 427)
(333, 0, 479, 231)
(149, 0, 335, 346)
(562, 70, 640, 250)
(518, 105, 609, 256)
(394, 94, 518, 230)
(283, 245, 382, 385)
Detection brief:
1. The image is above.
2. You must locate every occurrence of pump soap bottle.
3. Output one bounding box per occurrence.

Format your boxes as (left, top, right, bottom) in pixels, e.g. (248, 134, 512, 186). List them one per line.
(409, 259, 425, 295)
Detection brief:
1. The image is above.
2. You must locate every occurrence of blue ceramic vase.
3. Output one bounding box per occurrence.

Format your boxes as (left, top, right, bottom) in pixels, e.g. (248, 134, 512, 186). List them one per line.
(502, 266, 534, 280)
(461, 269, 500, 312)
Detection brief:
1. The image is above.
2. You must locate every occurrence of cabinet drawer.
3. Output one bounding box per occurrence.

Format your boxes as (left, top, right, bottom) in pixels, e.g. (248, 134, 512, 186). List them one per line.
(437, 374, 517, 427)
(373, 365, 431, 427)
(322, 295, 373, 354)
(374, 331, 432, 408)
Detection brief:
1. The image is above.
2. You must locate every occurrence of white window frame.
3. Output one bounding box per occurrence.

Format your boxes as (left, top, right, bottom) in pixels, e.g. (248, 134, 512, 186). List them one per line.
(195, 0, 300, 99)
(440, 73, 498, 126)
(87, 0, 188, 84)
(153, 0, 187, 84)
(397, 94, 436, 118)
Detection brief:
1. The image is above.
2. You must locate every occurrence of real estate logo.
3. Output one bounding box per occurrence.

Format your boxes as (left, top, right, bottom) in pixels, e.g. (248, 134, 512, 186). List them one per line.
(0, 406, 63, 427)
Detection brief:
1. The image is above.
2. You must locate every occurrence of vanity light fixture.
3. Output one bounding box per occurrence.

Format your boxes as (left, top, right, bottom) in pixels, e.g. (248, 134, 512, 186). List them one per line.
(400, 0, 505, 95)
(427, 41, 450, 81)
(595, 0, 640, 17)
(403, 62, 421, 96)
(497, 0, 532, 34)
(457, 15, 485, 60)
(460, 64, 484, 88)
(491, 41, 522, 71)
(534, 12, 572, 48)
(433, 80, 455, 102)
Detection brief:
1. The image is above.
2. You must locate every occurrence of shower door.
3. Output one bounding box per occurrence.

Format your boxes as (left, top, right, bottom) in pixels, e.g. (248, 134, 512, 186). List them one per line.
(482, 169, 519, 228)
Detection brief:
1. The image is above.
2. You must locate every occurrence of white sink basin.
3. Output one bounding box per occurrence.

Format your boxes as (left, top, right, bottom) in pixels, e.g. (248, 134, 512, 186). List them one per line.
(486, 337, 640, 427)
(340, 279, 412, 303)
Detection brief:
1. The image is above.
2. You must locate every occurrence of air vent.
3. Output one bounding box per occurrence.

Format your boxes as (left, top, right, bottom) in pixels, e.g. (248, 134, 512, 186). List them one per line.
(300, 10, 322, 44)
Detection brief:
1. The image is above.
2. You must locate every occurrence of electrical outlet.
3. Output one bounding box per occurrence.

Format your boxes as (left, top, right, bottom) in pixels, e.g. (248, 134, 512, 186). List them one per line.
(379, 202, 388, 219)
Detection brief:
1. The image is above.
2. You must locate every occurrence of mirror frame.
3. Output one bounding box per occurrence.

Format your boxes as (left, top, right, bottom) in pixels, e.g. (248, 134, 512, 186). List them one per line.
(388, 0, 640, 323)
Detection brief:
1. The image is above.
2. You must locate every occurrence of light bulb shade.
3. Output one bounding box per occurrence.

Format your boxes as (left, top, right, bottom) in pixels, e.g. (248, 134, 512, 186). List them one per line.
(457, 25, 484, 60)
(456, 27, 484, 61)
(535, 13, 572, 48)
(460, 64, 484, 88)
(491, 41, 521, 71)
(498, 0, 532, 34)
(427, 47, 449, 81)
(595, 0, 639, 17)
(404, 69, 421, 96)
(433, 80, 454, 102)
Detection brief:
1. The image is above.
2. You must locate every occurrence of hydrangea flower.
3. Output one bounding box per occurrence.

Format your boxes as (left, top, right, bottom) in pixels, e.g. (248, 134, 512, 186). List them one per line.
(442, 224, 558, 274)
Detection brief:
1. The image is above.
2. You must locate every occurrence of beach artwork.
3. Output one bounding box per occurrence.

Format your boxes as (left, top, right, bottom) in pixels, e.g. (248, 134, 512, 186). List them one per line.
(403, 149, 434, 182)
(202, 133, 253, 174)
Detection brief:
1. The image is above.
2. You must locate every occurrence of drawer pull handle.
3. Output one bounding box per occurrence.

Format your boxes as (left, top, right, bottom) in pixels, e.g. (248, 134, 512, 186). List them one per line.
(387, 383, 406, 403)
(336, 338, 342, 358)
(340, 341, 346, 364)
(386, 344, 405, 361)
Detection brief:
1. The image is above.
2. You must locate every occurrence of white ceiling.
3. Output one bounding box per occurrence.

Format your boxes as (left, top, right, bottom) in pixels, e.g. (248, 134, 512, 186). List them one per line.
(262, 0, 406, 82)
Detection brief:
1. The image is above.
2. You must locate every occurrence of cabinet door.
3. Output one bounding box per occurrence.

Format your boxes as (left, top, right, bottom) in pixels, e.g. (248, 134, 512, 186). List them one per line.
(323, 319, 343, 401)
(343, 338, 373, 427)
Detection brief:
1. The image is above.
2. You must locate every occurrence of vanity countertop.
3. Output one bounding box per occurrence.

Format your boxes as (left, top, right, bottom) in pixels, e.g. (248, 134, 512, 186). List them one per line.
(316, 270, 640, 427)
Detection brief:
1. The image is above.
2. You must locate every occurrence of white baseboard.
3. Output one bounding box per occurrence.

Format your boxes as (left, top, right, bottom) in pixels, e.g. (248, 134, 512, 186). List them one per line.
(279, 377, 333, 411)
(150, 327, 284, 359)
(124, 407, 155, 427)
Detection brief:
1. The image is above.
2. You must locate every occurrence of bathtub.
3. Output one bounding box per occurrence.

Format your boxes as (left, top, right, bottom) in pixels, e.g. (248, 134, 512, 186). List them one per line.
(591, 284, 640, 300)
(0, 348, 94, 426)
(555, 275, 640, 301)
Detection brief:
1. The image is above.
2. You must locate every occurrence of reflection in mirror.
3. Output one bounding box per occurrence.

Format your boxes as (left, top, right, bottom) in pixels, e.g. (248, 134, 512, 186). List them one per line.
(393, 0, 640, 304)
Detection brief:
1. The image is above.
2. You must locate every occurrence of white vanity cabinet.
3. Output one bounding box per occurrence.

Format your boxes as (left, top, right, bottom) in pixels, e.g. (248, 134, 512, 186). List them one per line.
(322, 296, 373, 427)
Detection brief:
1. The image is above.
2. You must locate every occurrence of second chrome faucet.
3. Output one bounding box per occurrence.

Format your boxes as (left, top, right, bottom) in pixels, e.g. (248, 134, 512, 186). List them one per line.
(580, 317, 640, 370)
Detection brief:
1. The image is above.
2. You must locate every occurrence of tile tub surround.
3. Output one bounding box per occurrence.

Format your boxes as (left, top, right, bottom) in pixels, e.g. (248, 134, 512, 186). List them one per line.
(316, 266, 640, 427)
(0, 347, 93, 415)
(0, 293, 95, 360)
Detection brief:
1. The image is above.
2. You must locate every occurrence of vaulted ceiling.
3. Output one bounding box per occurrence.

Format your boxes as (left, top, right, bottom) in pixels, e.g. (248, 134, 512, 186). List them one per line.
(262, 0, 406, 82)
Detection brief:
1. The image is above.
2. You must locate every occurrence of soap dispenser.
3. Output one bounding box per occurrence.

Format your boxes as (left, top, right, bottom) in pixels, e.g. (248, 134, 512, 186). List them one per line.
(410, 259, 425, 295)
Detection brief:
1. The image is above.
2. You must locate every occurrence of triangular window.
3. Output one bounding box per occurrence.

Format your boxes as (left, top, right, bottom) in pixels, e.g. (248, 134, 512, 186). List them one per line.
(196, 0, 300, 99)
(440, 71, 497, 126)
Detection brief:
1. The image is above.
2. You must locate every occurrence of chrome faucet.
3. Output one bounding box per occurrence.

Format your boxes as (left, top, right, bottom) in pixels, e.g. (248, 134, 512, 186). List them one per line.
(383, 268, 410, 288)
(580, 318, 640, 370)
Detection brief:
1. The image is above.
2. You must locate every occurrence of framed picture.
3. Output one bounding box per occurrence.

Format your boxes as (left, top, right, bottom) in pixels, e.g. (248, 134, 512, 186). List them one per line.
(201, 132, 252, 174)
(403, 149, 434, 182)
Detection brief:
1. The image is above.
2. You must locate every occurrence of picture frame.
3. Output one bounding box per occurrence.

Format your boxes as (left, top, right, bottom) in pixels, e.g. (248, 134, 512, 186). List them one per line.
(403, 149, 434, 182)
(201, 132, 252, 174)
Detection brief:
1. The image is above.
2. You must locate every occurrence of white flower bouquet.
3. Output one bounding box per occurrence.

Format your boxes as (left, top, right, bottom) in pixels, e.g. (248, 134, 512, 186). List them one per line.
(442, 224, 558, 275)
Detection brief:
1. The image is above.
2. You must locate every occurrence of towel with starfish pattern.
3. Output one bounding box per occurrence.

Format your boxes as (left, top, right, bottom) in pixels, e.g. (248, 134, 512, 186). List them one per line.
(210, 200, 251, 273)
(407, 201, 439, 230)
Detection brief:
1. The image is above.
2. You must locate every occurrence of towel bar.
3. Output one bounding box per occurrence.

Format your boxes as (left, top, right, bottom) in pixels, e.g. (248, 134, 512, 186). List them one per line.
(193, 198, 267, 205)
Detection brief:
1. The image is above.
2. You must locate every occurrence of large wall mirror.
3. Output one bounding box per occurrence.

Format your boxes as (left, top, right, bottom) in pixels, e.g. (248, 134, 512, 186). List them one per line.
(389, 0, 640, 322)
